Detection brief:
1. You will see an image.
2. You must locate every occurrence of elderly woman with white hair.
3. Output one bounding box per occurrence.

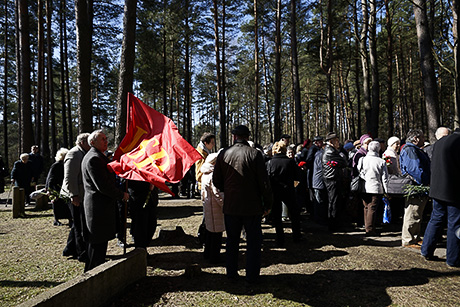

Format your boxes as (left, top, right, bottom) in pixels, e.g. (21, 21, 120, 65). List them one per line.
(358, 141, 389, 236)
(11, 153, 33, 206)
(383, 136, 401, 175)
(45, 148, 70, 226)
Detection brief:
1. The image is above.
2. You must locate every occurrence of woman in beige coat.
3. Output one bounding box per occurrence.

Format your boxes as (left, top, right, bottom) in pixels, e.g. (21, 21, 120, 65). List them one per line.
(201, 153, 224, 263)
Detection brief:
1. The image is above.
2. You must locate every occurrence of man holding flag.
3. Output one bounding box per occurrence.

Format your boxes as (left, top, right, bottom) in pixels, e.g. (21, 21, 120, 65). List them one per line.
(82, 130, 129, 271)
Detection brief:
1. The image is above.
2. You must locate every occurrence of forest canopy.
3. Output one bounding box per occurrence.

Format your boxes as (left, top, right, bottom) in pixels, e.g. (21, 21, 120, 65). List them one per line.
(1, 0, 459, 169)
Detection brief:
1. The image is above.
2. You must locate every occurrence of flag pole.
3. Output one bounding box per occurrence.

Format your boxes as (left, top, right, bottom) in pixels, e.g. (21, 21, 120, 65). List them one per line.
(123, 180, 128, 255)
(122, 94, 130, 255)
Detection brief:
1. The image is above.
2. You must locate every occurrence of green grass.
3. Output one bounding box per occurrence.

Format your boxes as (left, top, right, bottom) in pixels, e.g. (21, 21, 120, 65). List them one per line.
(0, 209, 84, 306)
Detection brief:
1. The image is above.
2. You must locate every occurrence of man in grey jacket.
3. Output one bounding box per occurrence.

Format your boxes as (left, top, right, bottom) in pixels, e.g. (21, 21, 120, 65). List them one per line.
(213, 125, 273, 283)
(322, 132, 347, 231)
(61, 133, 90, 261)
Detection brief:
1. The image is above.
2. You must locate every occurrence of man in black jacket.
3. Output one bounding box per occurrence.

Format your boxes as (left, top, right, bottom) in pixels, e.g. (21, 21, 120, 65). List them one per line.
(421, 131, 460, 267)
(213, 125, 273, 283)
(322, 132, 347, 231)
(82, 130, 129, 272)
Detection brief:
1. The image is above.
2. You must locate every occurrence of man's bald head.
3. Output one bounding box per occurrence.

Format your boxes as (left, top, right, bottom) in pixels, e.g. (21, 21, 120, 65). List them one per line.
(435, 127, 451, 140)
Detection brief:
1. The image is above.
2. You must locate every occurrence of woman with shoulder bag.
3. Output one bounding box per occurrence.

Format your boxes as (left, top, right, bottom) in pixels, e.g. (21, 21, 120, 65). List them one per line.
(358, 141, 389, 236)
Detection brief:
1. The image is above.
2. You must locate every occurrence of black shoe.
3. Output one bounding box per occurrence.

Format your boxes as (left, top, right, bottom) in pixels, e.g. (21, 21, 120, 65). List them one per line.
(424, 254, 442, 261)
(365, 231, 380, 237)
(53, 221, 63, 226)
(62, 249, 76, 257)
(78, 252, 89, 263)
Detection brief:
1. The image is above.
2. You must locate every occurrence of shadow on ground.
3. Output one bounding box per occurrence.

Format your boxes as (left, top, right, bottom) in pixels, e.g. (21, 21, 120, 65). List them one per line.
(112, 268, 460, 306)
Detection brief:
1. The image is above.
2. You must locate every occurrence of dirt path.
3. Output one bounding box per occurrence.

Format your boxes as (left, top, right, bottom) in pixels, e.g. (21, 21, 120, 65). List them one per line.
(1, 194, 459, 306)
(111, 197, 459, 307)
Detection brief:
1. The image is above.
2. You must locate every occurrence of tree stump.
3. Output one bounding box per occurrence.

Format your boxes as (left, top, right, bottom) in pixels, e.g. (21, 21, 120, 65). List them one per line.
(158, 226, 186, 241)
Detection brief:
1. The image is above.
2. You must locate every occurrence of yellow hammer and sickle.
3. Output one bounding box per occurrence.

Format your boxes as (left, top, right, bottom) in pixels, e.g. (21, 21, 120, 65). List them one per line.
(120, 126, 148, 153)
(127, 138, 170, 172)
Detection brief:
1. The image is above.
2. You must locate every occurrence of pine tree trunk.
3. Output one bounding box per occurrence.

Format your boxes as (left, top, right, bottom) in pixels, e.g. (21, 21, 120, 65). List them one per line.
(360, 0, 371, 135)
(213, 0, 226, 147)
(59, 0, 68, 148)
(385, 0, 394, 136)
(369, 0, 379, 137)
(254, 0, 259, 144)
(221, 0, 227, 144)
(64, 1, 73, 143)
(115, 0, 137, 145)
(262, 36, 273, 142)
(18, 0, 33, 153)
(453, 0, 460, 128)
(184, 0, 192, 142)
(46, 0, 54, 157)
(3, 0, 9, 165)
(274, 0, 282, 141)
(413, 0, 440, 142)
(15, 0, 22, 152)
(37, 0, 44, 149)
(319, 0, 334, 132)
(75, 0, 94, 133)
(290, 0, 303, 143)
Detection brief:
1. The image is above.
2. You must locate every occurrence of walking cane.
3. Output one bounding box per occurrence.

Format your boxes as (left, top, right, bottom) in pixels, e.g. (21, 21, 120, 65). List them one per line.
(6, 182, 13, 207)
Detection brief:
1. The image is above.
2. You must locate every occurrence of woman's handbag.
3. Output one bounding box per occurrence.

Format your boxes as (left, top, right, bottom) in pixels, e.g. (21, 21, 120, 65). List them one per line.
(350, 176, 365, 193)
(387, 174, 413, 195)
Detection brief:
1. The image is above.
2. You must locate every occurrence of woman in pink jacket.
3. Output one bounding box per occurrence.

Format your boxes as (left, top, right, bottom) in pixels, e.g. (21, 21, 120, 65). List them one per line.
(201, 152, 225, 263)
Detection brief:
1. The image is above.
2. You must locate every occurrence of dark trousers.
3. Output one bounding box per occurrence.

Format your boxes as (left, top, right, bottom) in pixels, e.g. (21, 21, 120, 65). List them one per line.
(313, 188, 328, 224)
(63, 202, 87, 260)
(85, 241, 108, 272)
(224, 214, 262, 282)
(272, 190, 301, 244)
(204, 231, 223, 263)
(324, 179, 343, 220)
(130, 200, 158, 248)
(362, 193, 381, 233)
(421, 199, 460, 267)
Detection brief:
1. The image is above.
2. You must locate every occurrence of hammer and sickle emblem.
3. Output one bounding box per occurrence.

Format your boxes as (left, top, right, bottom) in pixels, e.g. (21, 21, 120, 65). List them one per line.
(127, 138, 170, 172)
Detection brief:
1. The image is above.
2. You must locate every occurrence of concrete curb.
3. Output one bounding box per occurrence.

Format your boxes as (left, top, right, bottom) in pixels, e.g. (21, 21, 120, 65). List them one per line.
(18, 248, 147, 307)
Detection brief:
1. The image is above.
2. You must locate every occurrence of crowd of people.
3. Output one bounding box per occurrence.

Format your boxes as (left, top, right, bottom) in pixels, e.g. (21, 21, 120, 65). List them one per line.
(3, 124, 459, 280)
(195, 125, 460, 283)
(8, 130, 158, 272)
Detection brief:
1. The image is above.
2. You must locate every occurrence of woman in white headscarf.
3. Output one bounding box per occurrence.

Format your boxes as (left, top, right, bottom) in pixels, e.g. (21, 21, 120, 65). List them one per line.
(383, 136, 401, 175)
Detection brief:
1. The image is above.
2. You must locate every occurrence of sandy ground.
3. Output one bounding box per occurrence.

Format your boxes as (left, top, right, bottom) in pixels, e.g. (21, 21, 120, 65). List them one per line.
(1, 191, 459, 306)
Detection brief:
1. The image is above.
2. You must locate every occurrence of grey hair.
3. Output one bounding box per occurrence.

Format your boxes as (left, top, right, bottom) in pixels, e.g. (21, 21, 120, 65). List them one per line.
(20, 153, 29, 161)
(75, 133, 90, 146)
(55, 148, 69, 162)
(406, 129, 424, 144)
(367, 141, 380, 153)
(88, 129, 104, 146)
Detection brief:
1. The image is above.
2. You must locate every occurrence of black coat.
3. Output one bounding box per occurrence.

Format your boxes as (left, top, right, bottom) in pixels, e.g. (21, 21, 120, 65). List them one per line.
(82, 147, 124, 244)
(429, 133, 460, 203)
(213, 139, 273, 215)
(322, 144, 347, 180)
(11, 160, 32, 189)
(266, 153, 301, 194)
(45, 161, 64, 192)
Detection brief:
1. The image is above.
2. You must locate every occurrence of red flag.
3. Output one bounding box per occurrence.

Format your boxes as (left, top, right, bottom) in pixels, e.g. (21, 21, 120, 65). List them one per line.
(108, 93, 202, 195)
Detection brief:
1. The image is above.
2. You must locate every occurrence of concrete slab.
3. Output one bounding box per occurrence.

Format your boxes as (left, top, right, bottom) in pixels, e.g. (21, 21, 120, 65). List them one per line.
(18, 248, 147, 307)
